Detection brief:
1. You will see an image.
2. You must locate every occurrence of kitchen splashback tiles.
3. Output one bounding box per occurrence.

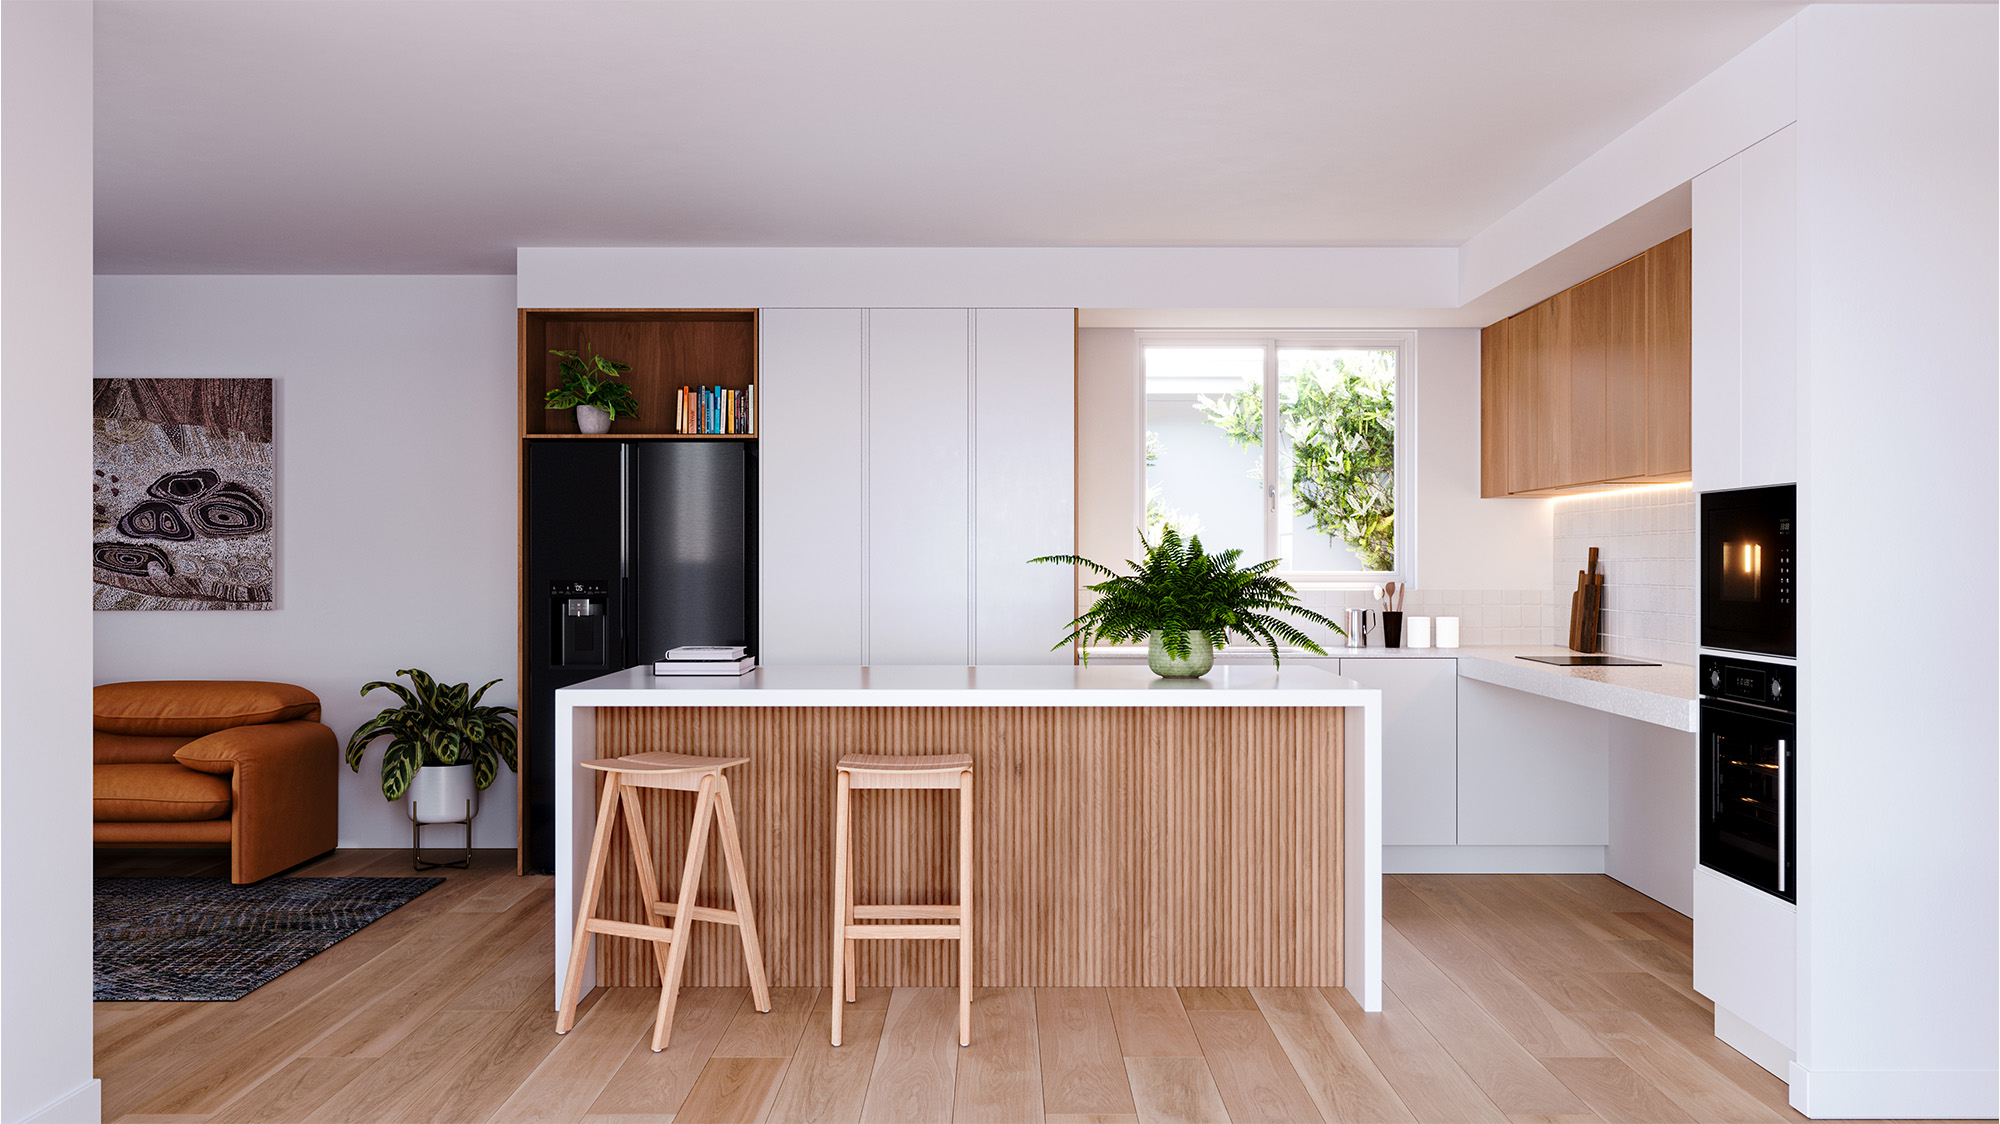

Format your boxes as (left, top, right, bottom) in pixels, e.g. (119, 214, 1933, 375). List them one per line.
(1552, 484, 1696, 665)
(1296, 588, 1559, 649)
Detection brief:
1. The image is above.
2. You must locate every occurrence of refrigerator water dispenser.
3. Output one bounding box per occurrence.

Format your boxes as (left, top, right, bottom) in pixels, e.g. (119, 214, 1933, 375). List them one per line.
(552, 580, 609, 667)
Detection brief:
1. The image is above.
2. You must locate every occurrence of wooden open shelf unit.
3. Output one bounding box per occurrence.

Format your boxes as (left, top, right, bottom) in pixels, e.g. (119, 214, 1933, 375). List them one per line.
(519, 308, 758, 439)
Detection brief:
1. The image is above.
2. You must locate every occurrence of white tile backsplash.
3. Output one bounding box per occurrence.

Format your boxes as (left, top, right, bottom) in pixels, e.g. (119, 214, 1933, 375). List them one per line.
(1552, 483, 1697, 665)
(1300, 586, 1559, 649)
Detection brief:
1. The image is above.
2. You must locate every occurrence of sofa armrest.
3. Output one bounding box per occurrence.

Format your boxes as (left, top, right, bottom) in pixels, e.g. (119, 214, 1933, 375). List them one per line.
(175, 720, 339, 883)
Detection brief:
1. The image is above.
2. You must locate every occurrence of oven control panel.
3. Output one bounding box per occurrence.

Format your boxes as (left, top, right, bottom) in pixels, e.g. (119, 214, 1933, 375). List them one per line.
(1700, 654, 1795, 713)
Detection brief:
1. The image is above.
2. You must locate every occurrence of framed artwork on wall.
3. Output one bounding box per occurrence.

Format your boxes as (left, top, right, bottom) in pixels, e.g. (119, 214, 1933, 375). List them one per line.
(92, 377, 275, 610)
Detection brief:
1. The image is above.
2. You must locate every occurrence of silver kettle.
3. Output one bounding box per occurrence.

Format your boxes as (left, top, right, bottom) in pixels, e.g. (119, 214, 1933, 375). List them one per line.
(1344, 608, 1375, 648)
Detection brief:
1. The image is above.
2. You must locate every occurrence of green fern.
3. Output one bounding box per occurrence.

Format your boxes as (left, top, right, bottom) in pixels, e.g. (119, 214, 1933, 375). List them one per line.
(1031, 526, 1344, 666)
(345, 670, 519, 801)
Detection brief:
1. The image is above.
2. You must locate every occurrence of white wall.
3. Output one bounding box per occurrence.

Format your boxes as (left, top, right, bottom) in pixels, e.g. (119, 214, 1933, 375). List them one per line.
(1791, 6, 1998, 1118)
(92, 276, 522, 850)
(2, 4, 103, 1120)
(1410, 329, 1552, 590)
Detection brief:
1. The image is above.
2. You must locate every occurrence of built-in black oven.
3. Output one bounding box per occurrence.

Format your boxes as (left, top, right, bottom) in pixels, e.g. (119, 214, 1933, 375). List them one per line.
(1700, 484, 1795, 657)
(1699, 654, 1796, 902)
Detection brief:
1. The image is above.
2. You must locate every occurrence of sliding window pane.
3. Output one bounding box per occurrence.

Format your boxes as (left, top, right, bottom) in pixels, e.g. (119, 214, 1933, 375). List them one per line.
(1143, 347, 1264, 560)
(1276, 348, 1396, 572)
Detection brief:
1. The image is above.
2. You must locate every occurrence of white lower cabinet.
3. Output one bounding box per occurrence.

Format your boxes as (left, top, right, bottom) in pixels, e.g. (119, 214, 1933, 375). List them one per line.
(1692, 864, 1796, 1079)
(1339, 658, 1458, 846)
(1457, 677, 1610, 846)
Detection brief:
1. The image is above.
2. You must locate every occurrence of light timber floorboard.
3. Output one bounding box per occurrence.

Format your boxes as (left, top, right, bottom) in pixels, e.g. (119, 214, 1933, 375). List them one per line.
(95, 855, 1980, 1124)
(858, 987, 961, 1124)
(674, 1055, 790, 1124)
(951, 987, 1045, 1124)
(766, 1006, 886, 1124)
(1106, 988, 1201, 1058)
(589, 987, 745, 1118)
(1250, 986, 1414, 1124)
(1184, 1009, 1323, 1123)
(1036, 987, 1138, 1119)
(1123, 1056, 1231, 1124)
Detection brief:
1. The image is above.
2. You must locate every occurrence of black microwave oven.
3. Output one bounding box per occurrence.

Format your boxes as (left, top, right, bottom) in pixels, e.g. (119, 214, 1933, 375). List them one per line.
(1700, 484, 1795, 658)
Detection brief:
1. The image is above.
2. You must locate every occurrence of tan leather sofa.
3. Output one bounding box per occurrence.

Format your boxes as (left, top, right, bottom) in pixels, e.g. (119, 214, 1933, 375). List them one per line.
(94, 681, 339, 883)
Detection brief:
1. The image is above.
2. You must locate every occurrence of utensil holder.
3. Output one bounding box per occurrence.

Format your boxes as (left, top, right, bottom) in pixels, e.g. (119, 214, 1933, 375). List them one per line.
(1382, 611, 1404, 648)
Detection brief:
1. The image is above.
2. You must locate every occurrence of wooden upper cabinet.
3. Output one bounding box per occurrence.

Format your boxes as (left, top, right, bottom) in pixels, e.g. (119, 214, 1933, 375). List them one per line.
(1480, 314, 1519, 497)
(1645, 230, 1693, 477)
(1590, 255, 1648, 481)
(1479, 231, 1692, 496)
(1524, 292, 1574, 492)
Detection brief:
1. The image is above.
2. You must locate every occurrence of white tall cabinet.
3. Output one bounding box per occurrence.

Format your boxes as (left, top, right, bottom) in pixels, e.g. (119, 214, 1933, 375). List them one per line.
(1693, 124, 1799, 492)
(759, 307, 1075, 666)
(1691, 125, 1804, 1080)
(758, 309, 866, 664)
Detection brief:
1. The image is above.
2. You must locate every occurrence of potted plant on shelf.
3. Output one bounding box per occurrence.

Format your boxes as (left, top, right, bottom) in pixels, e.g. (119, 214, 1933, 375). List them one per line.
(345, 669, 519, 823)
(544, 347, 639, 434)
(1031, 526, 1343, 678)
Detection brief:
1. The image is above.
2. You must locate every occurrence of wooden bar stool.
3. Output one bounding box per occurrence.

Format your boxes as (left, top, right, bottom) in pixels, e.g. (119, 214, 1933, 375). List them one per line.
(557, 751, 771, 1052)
(831, 752, 974, 1047)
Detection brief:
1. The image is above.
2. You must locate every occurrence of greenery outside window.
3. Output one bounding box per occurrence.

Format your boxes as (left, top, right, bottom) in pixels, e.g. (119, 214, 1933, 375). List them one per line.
(1140, 332, 1410, 585)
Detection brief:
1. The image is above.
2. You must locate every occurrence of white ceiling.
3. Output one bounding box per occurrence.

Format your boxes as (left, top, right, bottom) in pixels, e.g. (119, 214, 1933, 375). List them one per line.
(94, 0, 1802, 275)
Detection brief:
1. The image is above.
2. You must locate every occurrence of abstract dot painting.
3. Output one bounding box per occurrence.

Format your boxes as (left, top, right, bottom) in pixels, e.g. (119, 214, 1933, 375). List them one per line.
(93, 378, 275, 610)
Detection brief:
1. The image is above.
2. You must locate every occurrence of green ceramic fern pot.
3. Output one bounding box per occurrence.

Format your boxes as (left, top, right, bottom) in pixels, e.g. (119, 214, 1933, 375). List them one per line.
(1147, 631, 1214, 678)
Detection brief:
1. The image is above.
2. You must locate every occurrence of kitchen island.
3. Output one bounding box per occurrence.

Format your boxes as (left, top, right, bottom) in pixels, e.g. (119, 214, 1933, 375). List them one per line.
(553, 664, 1381, 1010)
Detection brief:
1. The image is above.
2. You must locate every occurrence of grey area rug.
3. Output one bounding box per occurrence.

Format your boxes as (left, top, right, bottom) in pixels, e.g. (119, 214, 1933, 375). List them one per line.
(94, 876, 442, 1001)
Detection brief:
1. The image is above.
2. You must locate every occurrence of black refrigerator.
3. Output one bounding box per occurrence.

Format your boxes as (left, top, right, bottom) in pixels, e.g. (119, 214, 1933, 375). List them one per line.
(521, 440, 757, 873)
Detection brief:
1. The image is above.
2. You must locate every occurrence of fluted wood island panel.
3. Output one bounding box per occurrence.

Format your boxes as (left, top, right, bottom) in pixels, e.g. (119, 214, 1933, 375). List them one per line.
(591, 706, 1339, 988)
(553, 665, 1384, 1008)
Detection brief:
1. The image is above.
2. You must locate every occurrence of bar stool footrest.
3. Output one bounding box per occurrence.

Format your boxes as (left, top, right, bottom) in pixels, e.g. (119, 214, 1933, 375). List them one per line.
(585, 917, 675, 944)
(842, 923, 966, 940)
(650, 901, 749, 926)
(853, 904, 962, 920)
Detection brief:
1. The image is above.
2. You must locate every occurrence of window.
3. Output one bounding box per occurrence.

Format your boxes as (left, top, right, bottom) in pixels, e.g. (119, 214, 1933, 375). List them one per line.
(1141, 332, 1409, 584)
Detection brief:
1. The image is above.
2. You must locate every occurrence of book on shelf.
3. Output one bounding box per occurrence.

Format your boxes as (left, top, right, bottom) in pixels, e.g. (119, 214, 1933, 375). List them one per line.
(672, 384, 757, 436)
(652, 655, 756, 676)
(665, 645, 747, 660)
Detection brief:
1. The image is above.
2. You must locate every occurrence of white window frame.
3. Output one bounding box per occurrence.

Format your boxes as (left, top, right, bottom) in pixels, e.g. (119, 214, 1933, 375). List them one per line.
(1134, 329, 1415, 589)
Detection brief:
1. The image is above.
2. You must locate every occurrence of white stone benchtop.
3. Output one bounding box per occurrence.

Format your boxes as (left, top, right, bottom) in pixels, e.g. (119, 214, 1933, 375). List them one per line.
(555, 662, 1375, 707)
(1085, 644, 1698, 732)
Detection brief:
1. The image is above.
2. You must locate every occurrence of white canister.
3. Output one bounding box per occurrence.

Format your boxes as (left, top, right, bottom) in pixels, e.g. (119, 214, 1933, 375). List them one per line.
(1406, 616, 1432, 648)
(1435, 616, 1461, 648)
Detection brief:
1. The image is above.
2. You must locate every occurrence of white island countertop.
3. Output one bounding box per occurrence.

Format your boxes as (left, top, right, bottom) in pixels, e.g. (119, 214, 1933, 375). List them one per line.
(557, 661, 1374, 706)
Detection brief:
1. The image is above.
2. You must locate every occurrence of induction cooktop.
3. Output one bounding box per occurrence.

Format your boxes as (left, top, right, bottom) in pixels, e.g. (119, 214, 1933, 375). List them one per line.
(1517, 654, 1661, 667)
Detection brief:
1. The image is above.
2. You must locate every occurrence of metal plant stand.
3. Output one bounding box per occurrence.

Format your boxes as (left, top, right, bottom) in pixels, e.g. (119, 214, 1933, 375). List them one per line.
(412, 798, 474, 871)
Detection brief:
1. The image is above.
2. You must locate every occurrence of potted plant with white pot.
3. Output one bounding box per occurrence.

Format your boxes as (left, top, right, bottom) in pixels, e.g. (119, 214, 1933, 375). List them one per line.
(1031, 526, 1344, 677)
(544, 346, 640, 434)
(345, 669, 518, 868)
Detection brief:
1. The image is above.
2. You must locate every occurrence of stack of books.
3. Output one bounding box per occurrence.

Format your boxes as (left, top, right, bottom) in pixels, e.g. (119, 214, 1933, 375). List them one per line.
(652, 645, 756, 676)
(674, 385, 754, 436)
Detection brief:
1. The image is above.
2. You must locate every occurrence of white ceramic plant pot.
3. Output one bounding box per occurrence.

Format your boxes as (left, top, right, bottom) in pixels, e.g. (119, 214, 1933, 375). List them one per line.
(575, 404, 612, 434)
(409, 763, 477, 824)
(1147, 631, 1215, 678)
